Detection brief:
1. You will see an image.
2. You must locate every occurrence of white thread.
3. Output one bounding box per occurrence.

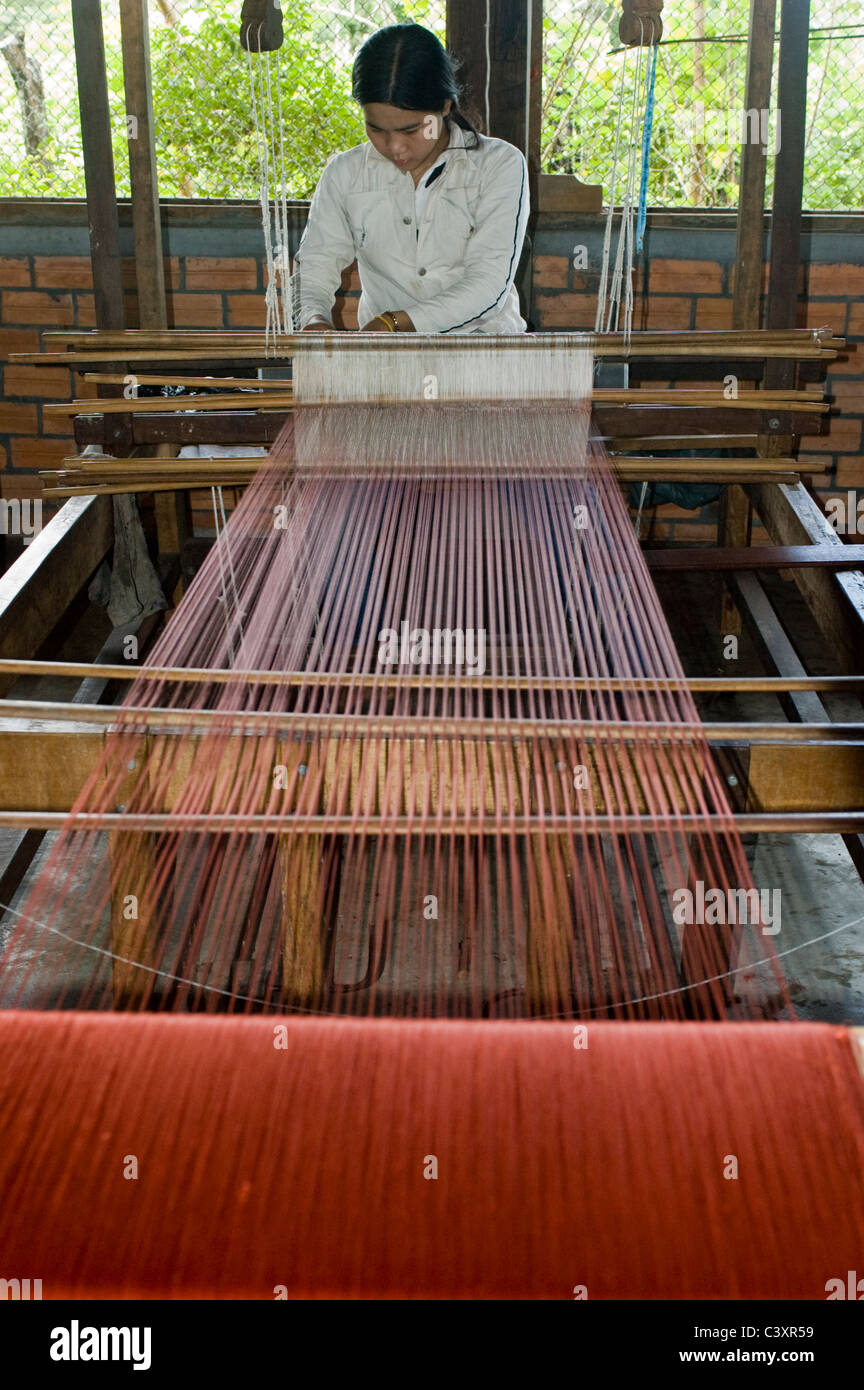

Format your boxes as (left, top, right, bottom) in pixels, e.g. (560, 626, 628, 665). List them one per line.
(483, 0, 491, 132)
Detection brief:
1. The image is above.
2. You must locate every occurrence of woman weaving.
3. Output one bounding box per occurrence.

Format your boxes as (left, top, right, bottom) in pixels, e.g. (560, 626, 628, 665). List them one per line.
(297, 23, 529, 336)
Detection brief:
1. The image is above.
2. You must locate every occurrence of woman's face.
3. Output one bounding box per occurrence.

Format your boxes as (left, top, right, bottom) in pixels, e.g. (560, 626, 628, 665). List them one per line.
(363, 100, 452, 173)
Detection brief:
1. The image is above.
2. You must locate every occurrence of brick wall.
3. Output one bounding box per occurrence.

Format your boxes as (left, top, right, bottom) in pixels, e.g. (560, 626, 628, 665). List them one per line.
(531, 214, 863, 542)
(1, 203, 862, 546)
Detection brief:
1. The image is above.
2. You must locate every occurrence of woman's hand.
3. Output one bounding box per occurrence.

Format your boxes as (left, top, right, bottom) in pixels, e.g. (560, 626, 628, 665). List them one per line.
(301, 317, 334, 332)
(360, 310, 416, 332)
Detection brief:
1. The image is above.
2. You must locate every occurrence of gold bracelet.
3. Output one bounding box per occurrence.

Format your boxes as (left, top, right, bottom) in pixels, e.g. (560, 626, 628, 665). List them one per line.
(374, 314, 396, 332)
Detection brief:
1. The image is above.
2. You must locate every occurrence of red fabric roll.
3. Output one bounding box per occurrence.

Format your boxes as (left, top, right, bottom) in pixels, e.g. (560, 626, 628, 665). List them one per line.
(0, 1012, 860, 1299)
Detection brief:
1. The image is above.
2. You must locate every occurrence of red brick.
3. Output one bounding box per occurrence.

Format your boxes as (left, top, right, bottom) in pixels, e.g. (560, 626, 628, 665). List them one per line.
(827, 346, 861, 375)
(1, 290, 74, 326)
(9, 437, 71, 469)
(533, 255, 569, 288)
(0, 327, 40, 360)
(694, 297, 733, 328)
(829, 378, 864, 409)
(799, 416, 862, 453)
(642, 296, 692, 330)
(796, 454, 834, 476)
(186, 257, 259, 291)
(168, 294, 224, 328)
(0, 257, 32, 288)
(535, 292, 598, 329)
(800, 301, 846, 334)
(0, 402, 38, 433)
(0, 471, 55, 504)
(33, 256, 93, 290)
(647, 259, 723, 294)
(835, 457, 864, 486)
(808, 263, 864, 297)
(226, 294, 266, 328)
(3, 364, 73, 398)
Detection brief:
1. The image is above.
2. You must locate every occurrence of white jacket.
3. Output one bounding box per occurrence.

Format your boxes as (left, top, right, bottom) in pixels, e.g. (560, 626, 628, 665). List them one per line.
(295, 123, 529, 335)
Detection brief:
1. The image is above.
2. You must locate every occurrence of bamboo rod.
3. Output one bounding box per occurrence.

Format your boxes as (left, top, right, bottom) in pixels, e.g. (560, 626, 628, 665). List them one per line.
(11, 343, 840, 366)
(39, 327, 844, 348)
(82, 373, 294, 389)
(42, 472, 805, 498)
(52, 454, 810, 474)
(0, 810, 859, 834)
(42, 389, 829, 418)
(44, 392, 295, 417)
(0, 698, 860, 743)
(41, 468, 807, 497)
(0, 657, 862, 695)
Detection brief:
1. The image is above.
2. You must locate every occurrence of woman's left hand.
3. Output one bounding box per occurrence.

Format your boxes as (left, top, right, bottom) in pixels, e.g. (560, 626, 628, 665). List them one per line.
(360, 310, 416, 333)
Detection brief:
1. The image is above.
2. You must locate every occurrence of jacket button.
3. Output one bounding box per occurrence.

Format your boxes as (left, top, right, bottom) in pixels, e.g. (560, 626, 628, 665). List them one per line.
(403, 216, 412, 225)
(418, 267, 427, 276)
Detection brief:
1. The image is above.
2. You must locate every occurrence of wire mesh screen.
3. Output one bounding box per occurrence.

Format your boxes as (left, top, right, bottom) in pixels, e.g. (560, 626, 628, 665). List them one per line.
(542, 0, 864, 211)
(0, 1, 861, 208)
(0, 0, 444, 200)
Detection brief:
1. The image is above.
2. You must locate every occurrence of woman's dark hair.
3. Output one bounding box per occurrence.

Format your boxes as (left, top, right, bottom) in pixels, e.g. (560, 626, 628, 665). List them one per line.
(352, 24, 481, 146)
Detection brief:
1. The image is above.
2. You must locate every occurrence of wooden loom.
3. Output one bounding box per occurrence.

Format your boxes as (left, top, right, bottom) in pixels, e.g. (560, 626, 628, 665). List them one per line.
(2, 325, 863, 1007)
(2, 327, 864, 1300)
(2, 0, 864, 1300)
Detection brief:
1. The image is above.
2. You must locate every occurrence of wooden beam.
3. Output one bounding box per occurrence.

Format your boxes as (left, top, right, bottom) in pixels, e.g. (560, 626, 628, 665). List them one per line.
(646, 545, 864, 572)
(0, 496, 113, 696)
(748, 482, 864, 671)
(70, 0, 124, 329)
(766, 0, 809, 338)
(119, 0, 167, 330)
(733, 0, 776, 331)
(446, 0, 542, 195)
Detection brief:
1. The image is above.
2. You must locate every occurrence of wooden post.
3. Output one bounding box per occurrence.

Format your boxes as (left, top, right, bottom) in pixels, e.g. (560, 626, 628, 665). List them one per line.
(446, 0, 542, 203)
(733, 0, 777, 333)
(119, 0, 166, 329)
(70, 0, 125, 330)
(119, 0, 189, 571)
(722, 0, 778, 629)
(765, 0, 810, 345)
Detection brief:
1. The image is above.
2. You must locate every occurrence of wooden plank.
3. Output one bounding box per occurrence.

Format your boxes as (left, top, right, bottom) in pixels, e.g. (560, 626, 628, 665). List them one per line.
(119, 0, 167, 330)
(70, 0, 124, 329)
(764, 0, 810, 406)
(733, 0, 776, 331)
(446, 0, 542, 191)
(646, 545, 864, 572)
(747, 482, 864, 672)
(0, 496, 113, 694)
(1, 727, 861, 818)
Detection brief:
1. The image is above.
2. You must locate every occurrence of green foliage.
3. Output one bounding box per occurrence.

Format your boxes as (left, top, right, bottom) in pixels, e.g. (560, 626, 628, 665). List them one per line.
(0, 0, 862, 210)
